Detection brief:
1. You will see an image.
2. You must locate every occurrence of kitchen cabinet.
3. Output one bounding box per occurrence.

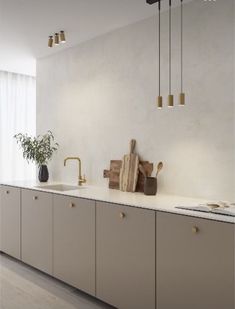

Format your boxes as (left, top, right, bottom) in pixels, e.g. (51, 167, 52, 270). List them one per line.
(53, 195, 95, 295)
(21, 189, 53, 274)
(96, 201, 155, 309)
(0, 186, 21, 259)
(156, 212, 234, 309)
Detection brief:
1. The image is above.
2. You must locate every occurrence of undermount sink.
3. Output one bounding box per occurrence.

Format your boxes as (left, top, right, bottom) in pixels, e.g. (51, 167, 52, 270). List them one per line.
(35, 184, 81, 192)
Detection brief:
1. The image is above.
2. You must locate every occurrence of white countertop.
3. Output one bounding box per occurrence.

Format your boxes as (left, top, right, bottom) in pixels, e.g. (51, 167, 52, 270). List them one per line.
(1, 180, 234, 224)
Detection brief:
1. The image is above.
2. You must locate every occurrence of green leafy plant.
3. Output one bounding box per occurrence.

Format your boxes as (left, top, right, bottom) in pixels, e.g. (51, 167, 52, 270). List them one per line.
(14, 131, 59, 167)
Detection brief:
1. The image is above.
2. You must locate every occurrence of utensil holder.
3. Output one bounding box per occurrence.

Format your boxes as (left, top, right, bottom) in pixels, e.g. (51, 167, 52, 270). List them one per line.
(144, 177, 157, 196)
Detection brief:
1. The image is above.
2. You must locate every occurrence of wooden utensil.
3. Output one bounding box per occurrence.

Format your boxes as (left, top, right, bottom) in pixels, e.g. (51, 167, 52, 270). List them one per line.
(119, 139, 139, 192)
(156, 161, 163, 177)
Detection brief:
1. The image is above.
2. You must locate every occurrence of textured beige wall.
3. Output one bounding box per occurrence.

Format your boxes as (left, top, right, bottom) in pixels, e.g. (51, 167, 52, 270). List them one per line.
(37, 0, 235, 200)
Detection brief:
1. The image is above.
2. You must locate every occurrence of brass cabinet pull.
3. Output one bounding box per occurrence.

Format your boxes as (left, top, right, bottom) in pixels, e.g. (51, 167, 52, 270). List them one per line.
(69, 202, 75, 208)
(33, 196, 38, 201)
(119, 212, 125, 219)
(192, 226, 199, 234)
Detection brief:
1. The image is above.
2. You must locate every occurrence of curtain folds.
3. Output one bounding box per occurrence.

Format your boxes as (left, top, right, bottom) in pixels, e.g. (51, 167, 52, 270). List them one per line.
(0, 71, 36, 181)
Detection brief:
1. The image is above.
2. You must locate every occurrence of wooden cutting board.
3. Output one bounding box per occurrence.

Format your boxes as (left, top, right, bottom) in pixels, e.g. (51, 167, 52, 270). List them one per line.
(103, 160, 122, 189)
(119, 139, 139, 192)
(104, 160, 153, 192)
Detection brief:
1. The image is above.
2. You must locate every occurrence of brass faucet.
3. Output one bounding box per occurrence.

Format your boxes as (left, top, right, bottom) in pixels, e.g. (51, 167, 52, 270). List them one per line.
(64, 157, 86, 186)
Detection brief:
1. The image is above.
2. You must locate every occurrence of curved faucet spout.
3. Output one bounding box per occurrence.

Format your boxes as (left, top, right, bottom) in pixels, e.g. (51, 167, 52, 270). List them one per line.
(64, 157, 86, 186)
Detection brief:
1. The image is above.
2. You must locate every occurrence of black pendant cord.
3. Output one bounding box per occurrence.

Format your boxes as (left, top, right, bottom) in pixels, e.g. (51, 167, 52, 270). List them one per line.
(181, 0, 183, 93)
(158, 0, 161, 97)
(169, 0, 172, 96)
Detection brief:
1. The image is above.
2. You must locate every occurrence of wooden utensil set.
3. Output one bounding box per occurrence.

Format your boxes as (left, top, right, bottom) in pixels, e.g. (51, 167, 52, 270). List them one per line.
(103, 139, 163, 194)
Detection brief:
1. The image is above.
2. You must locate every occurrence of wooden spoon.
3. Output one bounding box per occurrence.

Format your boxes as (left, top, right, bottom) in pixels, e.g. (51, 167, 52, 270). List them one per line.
(156, 162, 163, 177)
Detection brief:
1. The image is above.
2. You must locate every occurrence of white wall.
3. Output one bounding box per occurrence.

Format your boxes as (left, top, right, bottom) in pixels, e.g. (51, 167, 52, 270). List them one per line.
(37, 0, 235, 200)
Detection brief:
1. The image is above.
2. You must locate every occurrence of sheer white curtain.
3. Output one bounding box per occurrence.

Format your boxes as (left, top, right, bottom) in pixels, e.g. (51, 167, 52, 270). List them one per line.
(0, 71, 36, 181)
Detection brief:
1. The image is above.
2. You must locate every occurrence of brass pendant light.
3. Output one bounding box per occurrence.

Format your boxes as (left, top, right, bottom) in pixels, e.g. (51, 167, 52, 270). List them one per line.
(179, 0, 185, 105)
(168, 0, 174, 107)
(157, 0, 163, 109)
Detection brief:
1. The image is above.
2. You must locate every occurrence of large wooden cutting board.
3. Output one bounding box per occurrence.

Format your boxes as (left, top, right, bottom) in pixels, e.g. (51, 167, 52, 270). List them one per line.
(119, 139, 139, 192)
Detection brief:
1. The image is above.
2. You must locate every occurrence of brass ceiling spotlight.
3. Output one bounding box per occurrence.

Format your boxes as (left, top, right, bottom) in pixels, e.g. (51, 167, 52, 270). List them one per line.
(54, 33, 60, 45)
(48, 36, 53, 48)
(60, 30, 66, 43)
(48, 31, 66, 47)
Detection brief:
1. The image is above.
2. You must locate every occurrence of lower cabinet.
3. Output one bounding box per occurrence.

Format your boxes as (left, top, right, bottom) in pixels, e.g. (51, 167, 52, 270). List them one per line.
(53, 195, 95, 295)
(96, 202, 156, 309)
(21, 189, 53, 274)
(156, 212, 234, 309)
(0, 186, 21, 259)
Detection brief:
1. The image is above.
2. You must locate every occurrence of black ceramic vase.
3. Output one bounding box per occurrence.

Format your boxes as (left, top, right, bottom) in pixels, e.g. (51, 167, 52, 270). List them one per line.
(38, 165, 49, 182)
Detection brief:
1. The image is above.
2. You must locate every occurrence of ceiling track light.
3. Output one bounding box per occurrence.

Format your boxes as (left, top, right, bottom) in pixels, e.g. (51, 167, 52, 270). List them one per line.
(48, 36, 53, 48)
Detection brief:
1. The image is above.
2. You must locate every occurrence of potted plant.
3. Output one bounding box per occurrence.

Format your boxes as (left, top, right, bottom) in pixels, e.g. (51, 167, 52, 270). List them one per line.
(14, 131, 59, 182)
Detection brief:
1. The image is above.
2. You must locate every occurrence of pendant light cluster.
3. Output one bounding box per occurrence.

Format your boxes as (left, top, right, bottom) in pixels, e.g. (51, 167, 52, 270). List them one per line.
(147, 0, 185, 109)
(48, 31, 66, 48)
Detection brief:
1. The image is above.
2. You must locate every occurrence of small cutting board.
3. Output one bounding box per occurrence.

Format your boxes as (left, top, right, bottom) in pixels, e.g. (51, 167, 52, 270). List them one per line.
(119, 139, 139, 192)
(103, 160, 122, 189)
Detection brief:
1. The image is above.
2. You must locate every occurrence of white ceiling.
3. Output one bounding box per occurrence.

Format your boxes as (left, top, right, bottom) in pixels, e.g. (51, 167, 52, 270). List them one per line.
(0, 0, 192, 76)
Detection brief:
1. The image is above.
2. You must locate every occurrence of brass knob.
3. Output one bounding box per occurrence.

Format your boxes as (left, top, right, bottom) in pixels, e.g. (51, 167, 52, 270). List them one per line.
(192, 226, 199, 234)
(5, 190, 9, 194)
(33, 196, 38, 201)
(119, 212, 125, 219)
(69, 202, 75, 208)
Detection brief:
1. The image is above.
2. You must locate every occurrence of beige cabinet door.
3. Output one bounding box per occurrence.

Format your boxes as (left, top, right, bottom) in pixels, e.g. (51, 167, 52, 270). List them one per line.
(53, 195, 95, 295)
(96, 202, 155, 309)
(157, 212, 234, 309)
(21, 189, 53, 274)
(0, 186, 21, 259)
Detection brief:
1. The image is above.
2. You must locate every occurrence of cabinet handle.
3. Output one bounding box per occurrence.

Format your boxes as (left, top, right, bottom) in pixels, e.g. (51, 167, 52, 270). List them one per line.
(69, 202, 75, 208)
(33, 196, 38, 201)
(119, 212, 125, 219)
(192, 226, 199, 234)
(5, 190, 9, 194)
